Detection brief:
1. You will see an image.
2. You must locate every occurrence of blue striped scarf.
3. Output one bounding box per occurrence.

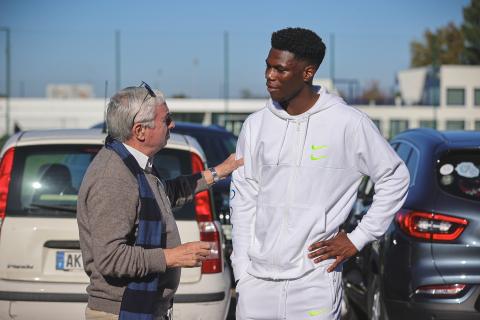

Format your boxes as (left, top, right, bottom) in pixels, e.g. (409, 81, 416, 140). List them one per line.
(105, 136, 165, 320)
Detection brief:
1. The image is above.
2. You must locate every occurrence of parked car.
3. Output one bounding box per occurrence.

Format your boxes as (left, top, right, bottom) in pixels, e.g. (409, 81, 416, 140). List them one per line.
(0, 129, 231, 320)
(342, 128, 480, 320)
(170, 123, 237, 242)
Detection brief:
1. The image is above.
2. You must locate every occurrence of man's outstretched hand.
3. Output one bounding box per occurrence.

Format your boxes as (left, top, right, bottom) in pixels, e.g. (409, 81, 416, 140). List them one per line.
(308, 231, 358, 272)
(164, 241, 211, 268)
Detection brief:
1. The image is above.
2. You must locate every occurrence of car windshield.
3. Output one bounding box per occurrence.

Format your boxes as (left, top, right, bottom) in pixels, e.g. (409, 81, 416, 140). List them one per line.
(196, 134, 237, 167)
(437, 150, 480, 202)
(172, 128, 237, 167)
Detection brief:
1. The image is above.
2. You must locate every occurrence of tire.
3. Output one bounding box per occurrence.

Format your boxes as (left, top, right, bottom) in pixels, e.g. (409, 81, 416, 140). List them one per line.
(341, 282, 360, 320)
(367, 275, 387, 320)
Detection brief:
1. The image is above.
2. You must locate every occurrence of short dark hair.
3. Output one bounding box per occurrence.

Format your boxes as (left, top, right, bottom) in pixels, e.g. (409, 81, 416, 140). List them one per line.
(271, 27, 326, 68)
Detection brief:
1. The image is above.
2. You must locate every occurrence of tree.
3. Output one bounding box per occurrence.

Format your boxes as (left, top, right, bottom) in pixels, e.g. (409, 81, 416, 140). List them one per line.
(170, 93, 189, 99)
(240, 89, 253, 99)
(410, 23, 464, 67)
(360, 80, 386, 104)
(462, 0, 480, 64)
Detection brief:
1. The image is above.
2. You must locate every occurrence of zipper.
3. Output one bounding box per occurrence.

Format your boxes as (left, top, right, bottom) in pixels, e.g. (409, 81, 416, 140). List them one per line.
(273, 121, 302, 279)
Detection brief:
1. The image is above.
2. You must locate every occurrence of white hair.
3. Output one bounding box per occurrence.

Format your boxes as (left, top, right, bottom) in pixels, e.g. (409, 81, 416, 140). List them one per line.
(106, 86, 166, 141)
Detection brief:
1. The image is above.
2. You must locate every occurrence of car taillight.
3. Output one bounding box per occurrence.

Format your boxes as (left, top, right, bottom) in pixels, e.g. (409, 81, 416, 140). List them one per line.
(0, 148, 14, 232)
(395, 209, 468, 241)
(191, 153, 222, 274)
(414, 284, 467, 297)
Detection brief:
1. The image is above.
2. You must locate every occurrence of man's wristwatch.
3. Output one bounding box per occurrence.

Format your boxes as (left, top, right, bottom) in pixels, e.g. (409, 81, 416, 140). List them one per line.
(208, 167, 220, 183)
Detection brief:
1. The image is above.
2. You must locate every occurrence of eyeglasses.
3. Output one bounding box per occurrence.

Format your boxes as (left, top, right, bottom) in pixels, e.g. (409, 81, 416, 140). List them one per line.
(131, 81, 157, 126)
(140, 81, 156, 101)
(164, 112, 173, 127)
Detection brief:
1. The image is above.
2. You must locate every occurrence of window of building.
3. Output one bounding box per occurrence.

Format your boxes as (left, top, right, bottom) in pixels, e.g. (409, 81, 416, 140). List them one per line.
(212, 113, 251, 136)
(372, 119, 382, 133)
(171, 112, 205, 124)
(446, 120, 465, 130)
(475, 121, 480, 131)
(419, 120, 437, 129)
(446, 88, 465, 106)
(474, 88, 480, 106)
(389, 120, 409, 139)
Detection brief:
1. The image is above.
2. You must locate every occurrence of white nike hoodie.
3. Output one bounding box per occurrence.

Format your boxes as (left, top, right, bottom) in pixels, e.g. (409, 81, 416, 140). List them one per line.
(230, 86, 409, 281)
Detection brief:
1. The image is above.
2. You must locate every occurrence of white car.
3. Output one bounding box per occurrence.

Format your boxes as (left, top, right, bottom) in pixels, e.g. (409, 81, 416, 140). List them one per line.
(0, 129, 231, 320)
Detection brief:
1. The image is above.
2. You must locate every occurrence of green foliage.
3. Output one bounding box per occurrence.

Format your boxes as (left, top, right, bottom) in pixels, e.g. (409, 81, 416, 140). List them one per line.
(462, 0, 480, 64)
(410, 23, 464, 67)
(410, 0, 480, 67)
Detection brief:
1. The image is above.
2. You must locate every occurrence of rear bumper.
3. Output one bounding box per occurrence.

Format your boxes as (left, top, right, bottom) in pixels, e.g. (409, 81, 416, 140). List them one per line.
(0, 271, 231, 320)
(174, 289, 231, 320)
(0, 291, 230, 320)
(384, 285, 480, 320)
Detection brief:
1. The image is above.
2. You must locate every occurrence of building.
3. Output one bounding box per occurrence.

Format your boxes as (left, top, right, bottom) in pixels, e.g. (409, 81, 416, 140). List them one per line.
(0, 66, 479, 138)
(46, 84, 94, 99)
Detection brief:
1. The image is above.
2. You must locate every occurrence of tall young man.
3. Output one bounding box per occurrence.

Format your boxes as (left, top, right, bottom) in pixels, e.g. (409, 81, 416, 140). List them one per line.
(231, 27, 409, 320)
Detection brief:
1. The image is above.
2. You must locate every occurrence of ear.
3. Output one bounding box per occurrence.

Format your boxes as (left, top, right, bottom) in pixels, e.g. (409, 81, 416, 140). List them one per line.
(132, 123, 146, 141)
(303, 64, 317, 82)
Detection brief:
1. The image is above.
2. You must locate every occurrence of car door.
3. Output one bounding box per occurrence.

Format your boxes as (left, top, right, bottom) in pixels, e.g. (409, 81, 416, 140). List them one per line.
(342, 175, 375, 308)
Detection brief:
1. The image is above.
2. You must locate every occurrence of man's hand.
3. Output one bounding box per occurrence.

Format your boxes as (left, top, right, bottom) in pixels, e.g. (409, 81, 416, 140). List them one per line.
(164, 241, 211, 268)
(216, 154, 244, 179)
(308, 231, 358, 272)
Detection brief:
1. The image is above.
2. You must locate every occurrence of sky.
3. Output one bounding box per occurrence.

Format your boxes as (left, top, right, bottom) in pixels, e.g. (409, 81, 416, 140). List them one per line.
(0, 0, 471, 99)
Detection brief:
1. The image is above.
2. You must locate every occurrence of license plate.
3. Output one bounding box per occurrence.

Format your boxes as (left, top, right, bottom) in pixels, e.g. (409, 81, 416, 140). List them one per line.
(56, 251, 83, 270)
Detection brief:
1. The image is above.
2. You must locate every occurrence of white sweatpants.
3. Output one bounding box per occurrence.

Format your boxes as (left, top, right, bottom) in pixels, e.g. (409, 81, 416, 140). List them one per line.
(235, 265, 342, 320)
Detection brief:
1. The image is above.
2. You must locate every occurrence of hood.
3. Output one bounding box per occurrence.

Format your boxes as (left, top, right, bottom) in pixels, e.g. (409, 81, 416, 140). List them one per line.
(266, 85, 346, 120)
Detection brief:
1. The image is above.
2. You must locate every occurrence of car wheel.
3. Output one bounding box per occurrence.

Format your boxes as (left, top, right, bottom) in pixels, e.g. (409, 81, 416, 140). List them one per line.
(368, 275, 386, 320)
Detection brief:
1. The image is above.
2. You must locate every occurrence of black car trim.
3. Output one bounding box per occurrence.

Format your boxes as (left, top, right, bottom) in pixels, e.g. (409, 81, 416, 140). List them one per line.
(0, 291, 226, 303)
(0, 291, 88, 302)
(44, 240, 81, 250)
(174, 292, 226, 303)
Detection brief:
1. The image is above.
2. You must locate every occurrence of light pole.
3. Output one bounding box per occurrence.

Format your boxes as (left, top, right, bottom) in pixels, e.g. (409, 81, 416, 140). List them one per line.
(0, 27, 10, 135)
(223, 31, 229, 128)
(115, 30, 121, 91)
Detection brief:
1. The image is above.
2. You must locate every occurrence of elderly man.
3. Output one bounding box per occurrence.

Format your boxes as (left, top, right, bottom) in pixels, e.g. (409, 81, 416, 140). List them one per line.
(77, 83, 242, 320)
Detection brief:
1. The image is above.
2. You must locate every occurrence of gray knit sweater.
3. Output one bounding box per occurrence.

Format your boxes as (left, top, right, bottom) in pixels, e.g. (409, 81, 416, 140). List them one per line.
(77, 146, 208, 316)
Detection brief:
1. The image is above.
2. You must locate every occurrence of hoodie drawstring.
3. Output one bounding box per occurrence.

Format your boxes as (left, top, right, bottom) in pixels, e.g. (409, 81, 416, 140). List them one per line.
(297, 115, 311, 166)
(276, 119, 290, 165)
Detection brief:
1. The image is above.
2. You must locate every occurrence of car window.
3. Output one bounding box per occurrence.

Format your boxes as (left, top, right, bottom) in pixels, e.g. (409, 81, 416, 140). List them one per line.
(152, 148, 198, 221)
(356, 176, 375, 204)
(396, 143, 412, 163)
(6, 144, 200, 220)
(195, 134, 236, 166)
(406, 148, 419, 185)
(7, 145, 101, 218)
(437, 150, 480, 202)
(395, 142, 417, 186)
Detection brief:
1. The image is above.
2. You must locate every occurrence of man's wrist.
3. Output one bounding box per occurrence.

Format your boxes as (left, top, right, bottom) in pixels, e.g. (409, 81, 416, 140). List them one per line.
(208, 167, 220, 183)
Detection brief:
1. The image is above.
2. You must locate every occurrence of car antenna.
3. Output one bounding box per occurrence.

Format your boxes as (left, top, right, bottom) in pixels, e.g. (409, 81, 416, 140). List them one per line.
(102, 80, 108, 134)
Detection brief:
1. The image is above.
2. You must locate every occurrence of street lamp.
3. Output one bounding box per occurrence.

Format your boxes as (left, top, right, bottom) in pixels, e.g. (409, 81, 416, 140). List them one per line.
(0, 27, 10, 135)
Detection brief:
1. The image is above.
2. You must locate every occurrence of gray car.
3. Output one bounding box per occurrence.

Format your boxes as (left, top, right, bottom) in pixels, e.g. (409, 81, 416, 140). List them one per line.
(342, 128, 480, 320)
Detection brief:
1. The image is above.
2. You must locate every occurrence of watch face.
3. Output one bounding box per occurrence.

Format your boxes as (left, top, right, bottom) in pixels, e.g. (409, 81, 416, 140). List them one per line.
(210, 167, 220, 182)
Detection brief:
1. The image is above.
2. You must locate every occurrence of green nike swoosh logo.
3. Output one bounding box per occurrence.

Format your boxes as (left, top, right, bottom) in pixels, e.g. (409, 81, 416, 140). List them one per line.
(311, 145, 328, 150)
(310, 154, 327, 160)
